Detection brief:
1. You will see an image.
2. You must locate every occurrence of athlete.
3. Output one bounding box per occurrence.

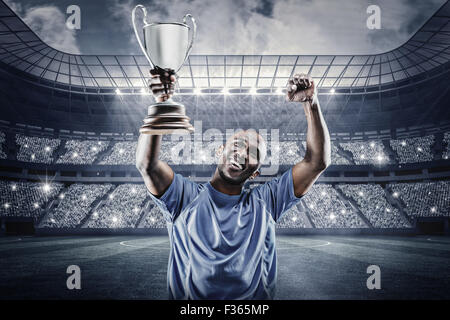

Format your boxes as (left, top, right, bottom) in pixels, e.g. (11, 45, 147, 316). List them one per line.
(136, 70, 331, 299)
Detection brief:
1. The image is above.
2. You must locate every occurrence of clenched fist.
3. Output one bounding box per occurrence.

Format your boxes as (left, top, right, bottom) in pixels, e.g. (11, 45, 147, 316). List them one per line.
(148, 68, 177, 103)
(286, 73, 316, 103)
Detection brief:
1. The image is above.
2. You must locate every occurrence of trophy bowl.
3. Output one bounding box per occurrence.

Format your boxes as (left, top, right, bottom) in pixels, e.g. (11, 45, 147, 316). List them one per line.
(132, 5, 196, 135)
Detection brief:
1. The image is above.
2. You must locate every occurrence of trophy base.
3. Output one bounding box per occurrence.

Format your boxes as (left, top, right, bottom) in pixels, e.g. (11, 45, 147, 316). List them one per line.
(140, 99, 194, 135)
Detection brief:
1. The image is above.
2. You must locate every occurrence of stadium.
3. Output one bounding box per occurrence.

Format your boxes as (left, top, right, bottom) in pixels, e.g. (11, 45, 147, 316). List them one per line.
(0, 0, 449, 300)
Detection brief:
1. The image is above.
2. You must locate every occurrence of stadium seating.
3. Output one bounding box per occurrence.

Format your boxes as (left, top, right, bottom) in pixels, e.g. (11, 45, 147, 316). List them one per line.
(390, 135, 435, 163)
(138, 204, 167, 228)
(337, 184, 411, 228)
(100, 141, 136, 165)
(388, 181, 450, 217)
(443, 132, 450, 160)
(16, 134, 60, 164)
(40, 184, 112, 227)
(0, 181, 63, 220)
(0, 131, 6, 159)
(276, 204, 311, 228)
(339, 140, 391, 165)
(56, 140, 109, 164)
(302, 184, 367, 228)
(85, 184, 147, 228)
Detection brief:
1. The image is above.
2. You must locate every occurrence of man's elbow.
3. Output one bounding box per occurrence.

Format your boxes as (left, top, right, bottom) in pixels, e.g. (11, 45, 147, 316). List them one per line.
(313, 156, 331, 172)
(135, 159, 156, 177)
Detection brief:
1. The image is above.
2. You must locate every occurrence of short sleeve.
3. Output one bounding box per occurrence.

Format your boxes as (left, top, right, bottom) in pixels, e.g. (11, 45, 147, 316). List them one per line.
(147, 173, 200, 223)
(254, 168, 302, 222)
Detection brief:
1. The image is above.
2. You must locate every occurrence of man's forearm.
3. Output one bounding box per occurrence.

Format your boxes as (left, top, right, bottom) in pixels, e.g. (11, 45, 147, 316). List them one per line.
(302, 96, 331, 170)
(136, 134, 162, 172)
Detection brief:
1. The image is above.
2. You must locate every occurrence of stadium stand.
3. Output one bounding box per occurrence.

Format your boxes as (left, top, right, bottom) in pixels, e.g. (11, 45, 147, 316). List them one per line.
(302, 184, 367, 228)
(276, 204, 312, 228)
(100, 141, 136, 165)
(138, 204, 167, 228)
(56, 140, 109, 164)
(85, 184, 147, 228)
(340, 140, 391, 165)
(15, 134, 60, 164)
(0, 181, 63, 220)
(337, 184, 411, 228)
(40, 184, 112, 227)
(443, 132, 450, 160)
(388, 182, 450, 218)
(390, 135, 435, 163)
(0, 131, 6, 159)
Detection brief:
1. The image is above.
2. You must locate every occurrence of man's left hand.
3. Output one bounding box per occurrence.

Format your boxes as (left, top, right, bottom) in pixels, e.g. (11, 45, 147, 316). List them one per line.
(286, 73, 316, 103)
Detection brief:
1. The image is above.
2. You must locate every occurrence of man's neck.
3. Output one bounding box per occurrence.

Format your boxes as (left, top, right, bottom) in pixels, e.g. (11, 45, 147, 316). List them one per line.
(210, 169, 244, 195)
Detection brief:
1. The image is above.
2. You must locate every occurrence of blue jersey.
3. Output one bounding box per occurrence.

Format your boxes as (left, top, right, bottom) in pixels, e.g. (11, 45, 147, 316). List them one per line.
(148, 168, 301, 299)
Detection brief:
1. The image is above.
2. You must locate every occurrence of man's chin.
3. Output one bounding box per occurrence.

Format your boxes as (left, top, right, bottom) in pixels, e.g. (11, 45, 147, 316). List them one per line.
(218, 169, 246, 185)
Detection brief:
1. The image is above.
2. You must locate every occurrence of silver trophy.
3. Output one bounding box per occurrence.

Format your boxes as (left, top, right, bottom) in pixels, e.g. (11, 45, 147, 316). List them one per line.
(132, 4, 196, 134)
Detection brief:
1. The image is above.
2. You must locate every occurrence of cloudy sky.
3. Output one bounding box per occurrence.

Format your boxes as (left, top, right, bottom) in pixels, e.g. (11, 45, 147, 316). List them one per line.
(5, 0, 446, 56)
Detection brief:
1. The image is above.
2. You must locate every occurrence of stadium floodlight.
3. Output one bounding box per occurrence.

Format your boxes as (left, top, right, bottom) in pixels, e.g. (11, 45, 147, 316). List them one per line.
(370, 142, 375, 148)
(45, 146, 50, 152)
(50, 218, 55, 223)
(340, 209, 346, 214)
(386, 208, 391, 213)
(275, 87, 283, 95)
(59, 193, 65, 199)
(132, 187, 137, 193)
(417, 147, 423, 152)
(98, 141, 102, 145)
(292, 216, 298, 222)
(93, 211, 98, 217)
(329, 88, 335, 94)
(109, 194, 114, 199)
(140, 88, 149, 95)
(249, 87, 257, 95)
(92, 146, 98, 152)
(194, 87, 203, 95)
(222, 87, 230, 95)
(329, 213, 336, 220)
(401, 141, 406, 146)
(431, 207, 436, 213)
(358, 191, 364, 196)
(72, 152, 78, 158)
(377, 154, 384, 162)
(360, 154, 365, 159)
(133, 207, 139, 213)
(393, 192, 399, 198)
(115, 88, 122, 95)
(4, 203, 9, 209)
(119, 148, 125, 154)
(43, 183, 51, 192)
(31, 154, 35, 160)
(112, 217, 118, 222)
(11, 184, 16, 191)
(82, 194, 87, 200)
(33, 202, 39, 208)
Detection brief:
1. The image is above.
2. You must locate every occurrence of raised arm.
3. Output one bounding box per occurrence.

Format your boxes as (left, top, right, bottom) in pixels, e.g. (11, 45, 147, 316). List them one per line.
(135, 71, 176, 196)
(286, 74, 331, 197)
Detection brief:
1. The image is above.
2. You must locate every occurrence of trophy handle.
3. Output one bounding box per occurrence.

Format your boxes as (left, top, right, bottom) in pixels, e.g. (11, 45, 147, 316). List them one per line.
(132, 5, 154, 68)
(182, 14, 197, 68)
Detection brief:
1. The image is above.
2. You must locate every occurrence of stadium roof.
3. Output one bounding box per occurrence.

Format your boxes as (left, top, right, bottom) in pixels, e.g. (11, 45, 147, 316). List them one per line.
(0, 0, 449, 93)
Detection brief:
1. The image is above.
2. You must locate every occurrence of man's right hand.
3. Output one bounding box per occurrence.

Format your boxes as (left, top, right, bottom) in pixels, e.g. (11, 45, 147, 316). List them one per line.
(148, 69, 177, 103)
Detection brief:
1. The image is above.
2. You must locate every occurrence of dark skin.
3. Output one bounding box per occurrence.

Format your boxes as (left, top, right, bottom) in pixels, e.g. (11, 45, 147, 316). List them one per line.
(136, 71, 330, 198)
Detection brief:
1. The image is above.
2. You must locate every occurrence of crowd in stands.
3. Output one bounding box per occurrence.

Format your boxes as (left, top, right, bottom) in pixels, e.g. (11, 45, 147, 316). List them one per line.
(138, 205, 167, 228)
(302, 184, 367, 228)
(15, 134, 60, 164)
(2, 132, 449, 166)
(337, 184, 411, 228)
(340, 140, 391, 165)
(0, 131, 7, 159)
(0, 181, 63, 220)
(2, 179, 448, 229)
(389, 181, 450, 217)
(99, 141, 136, 165)
(276, 204, 311, 228)
(85, 184, 147, 228)
(56, 140, 109, 164)
(40, 184, 112, 227)
(390, 135, 435, 163)
(443, 132, 450, 160)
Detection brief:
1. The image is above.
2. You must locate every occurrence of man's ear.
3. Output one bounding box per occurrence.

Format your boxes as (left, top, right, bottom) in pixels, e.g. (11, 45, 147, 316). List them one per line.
(249, 170, 260, 180)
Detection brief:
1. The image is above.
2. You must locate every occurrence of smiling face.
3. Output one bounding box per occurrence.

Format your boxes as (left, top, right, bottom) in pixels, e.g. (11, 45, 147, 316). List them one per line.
(217, 130, 266, 185)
